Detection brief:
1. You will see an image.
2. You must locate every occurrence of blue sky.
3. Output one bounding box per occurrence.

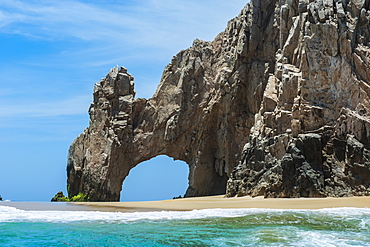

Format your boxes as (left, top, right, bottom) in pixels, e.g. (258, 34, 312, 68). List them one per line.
(0, 0, 247, 201)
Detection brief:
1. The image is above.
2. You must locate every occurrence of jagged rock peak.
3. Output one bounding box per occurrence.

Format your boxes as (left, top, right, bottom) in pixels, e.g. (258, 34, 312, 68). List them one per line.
(67, 0, 370, 201)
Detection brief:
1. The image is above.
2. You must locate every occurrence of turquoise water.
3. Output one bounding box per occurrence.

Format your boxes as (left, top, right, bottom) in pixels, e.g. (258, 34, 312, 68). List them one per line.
(1, 205, 370, 246)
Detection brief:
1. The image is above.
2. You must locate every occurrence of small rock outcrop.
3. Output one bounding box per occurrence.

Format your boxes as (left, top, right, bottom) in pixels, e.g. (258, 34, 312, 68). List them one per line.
(67, 0, 370, 201)
(51, 191, 67, 202)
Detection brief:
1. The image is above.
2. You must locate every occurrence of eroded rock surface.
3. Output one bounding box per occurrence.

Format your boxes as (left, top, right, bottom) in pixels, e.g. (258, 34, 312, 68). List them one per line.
(226, 0, 370, 198)
(68, 0, 370, 201)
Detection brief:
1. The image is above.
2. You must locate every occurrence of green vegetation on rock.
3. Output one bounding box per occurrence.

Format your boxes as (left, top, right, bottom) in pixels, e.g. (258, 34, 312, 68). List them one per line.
(51, 191, 89, 202)
(69, 193, 90, 202)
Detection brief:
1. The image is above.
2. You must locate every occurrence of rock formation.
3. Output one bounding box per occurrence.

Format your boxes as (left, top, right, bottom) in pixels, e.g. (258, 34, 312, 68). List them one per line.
(226, 0, 370, 198)
(51, 191, 67, 202)
(67, 0, 370, 201)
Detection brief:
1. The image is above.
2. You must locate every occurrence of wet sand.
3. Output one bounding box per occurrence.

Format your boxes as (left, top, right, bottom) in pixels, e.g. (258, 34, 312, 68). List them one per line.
(0, 201, 100, 211)
(71, 195, 370, 212)
(2, 196, 369, 212)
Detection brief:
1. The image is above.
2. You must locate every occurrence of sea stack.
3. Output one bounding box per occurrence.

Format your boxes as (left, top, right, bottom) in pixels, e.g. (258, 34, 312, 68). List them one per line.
(67, 0, 370, 201)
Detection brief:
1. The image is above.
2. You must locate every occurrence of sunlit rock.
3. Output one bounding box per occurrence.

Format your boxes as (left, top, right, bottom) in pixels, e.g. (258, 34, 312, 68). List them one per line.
(67, 0, 370, 201)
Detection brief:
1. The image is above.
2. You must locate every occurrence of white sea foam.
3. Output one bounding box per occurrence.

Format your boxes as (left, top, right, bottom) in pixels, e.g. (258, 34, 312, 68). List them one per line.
(1, 205, 370, 224)
(296, 230, 355, 247)
(315, 207, 370, 216)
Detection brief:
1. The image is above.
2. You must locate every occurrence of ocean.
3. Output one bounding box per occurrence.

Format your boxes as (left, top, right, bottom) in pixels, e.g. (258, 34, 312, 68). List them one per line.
(1, 203, 369, 246)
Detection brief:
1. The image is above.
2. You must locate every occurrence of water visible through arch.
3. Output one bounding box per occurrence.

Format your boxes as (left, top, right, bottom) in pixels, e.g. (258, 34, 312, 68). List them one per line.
(120, 155, 189, 202)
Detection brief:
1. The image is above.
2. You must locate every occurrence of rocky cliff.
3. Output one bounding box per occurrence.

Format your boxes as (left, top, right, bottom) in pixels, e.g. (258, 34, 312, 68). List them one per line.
(67, 0, 370, 201)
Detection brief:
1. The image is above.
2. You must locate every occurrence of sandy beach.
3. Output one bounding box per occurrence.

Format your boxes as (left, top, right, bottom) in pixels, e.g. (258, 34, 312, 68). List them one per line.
(70, 195, 370, 212)
(2, 195, 369, 212)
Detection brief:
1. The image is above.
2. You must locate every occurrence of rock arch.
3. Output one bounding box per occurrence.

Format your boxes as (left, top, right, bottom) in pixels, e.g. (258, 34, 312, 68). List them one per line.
(66, 64, 243, 201)
(66, 1, 279, 202)
(67, 0, 370, 201)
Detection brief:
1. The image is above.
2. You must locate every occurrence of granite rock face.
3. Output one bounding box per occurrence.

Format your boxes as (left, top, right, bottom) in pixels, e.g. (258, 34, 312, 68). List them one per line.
(226, 0, 370, 197)
(68, 0, 370, 201)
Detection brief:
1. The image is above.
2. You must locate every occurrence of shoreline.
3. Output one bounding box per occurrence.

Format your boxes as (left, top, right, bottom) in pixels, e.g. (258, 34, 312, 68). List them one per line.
(70, 195, 370, 212)
(1, 195, 369, 212)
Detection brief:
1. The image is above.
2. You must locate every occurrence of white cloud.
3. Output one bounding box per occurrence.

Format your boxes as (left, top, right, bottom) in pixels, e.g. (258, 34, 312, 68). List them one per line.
(0, 95, 91, 117)
(0, 88, 17, 96)
(0, 0, 248, 108)
(0, 0, 135, 40)
(0, 0, 247, 48)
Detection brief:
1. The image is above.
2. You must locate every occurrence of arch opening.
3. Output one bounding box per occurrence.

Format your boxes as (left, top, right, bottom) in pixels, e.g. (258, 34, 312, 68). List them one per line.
(120, 155, 189, 202)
